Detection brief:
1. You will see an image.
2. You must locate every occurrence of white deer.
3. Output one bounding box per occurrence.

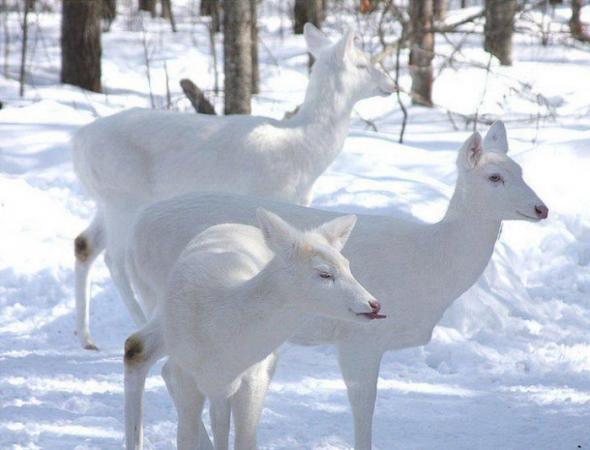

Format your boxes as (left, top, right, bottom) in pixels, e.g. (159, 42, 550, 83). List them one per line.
(124, 209, 382, 450)
(71, 23, 395, 350)
(127, 122, 548, 449)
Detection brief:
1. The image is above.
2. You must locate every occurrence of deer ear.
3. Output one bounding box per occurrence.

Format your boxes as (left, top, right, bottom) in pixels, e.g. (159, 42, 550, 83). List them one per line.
(483, 121, 508, 154)
(335, 28, 356, 61)
(303, 23, 331, 58)
(256, 208, 299, 258)
(458, 132, 483, 169)
(316, 215, 357, 252)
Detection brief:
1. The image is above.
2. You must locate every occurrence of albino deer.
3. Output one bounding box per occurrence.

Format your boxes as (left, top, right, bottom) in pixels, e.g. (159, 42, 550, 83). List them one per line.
(71, 23, 395, 350)
(124, 209, 382, 450)
(127, 122, 548, 449)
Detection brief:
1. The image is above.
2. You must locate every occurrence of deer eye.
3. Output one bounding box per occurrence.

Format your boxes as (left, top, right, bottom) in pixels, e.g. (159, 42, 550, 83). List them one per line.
(319, 272, 333, 280)
(488, 174, 503, 184)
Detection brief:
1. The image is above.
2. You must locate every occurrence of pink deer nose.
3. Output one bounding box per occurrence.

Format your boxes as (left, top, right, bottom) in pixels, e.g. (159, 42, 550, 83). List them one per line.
(369, 300, 381, 313)
(534, 204, 549, 220)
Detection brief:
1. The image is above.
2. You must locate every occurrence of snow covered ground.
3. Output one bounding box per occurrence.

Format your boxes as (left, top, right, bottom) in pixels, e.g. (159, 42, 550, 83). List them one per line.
(1, 3, 589, 449)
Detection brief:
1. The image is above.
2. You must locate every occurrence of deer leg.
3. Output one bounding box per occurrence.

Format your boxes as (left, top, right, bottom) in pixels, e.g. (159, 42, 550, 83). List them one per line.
(162, 360, 213, 450)
(210, 397, 231, 450)
(74, 211, 105, 350)
(338, 343, 383, 450)
(231, 352, 278, 450)
(124, 319, 165, 450)
(104, 249, 147, 327)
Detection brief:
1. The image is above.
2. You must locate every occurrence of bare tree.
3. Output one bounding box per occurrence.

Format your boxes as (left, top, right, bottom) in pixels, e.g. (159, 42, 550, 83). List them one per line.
(161, 0, 169, 17)
(306, 0, 324, 26)
(251, 0, 259, 94)
(139, 0, 156, 17)
(201, 0, 220, 32)
(19, 0, 33, 97)
(569, 0, 590, 42)
(433, 0, 447, 21)
(294, 0, 324, 34)
(61, 0, 102, 93)
(484, 0, 517, 66)
(2, 0, 10, 77)
(409, 0, 434, 106)
(161, 0, 176, 32)
(294, 0, 307, 34)
(200, 0, 216, 15)
(223, 0, 252, 114)
(102, 0, 116, 31)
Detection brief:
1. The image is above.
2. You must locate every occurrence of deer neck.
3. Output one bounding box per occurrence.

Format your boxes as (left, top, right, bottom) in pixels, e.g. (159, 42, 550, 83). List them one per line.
(229, 264, 309, 357)
(430, 183, 502, 303)
(286, 70, 354, 180)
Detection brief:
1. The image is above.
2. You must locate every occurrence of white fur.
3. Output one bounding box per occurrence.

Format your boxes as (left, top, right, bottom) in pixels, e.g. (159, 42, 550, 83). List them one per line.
(127, 122, 548, 449)
(72, 24, 395, 350)
(124, 210, 379, 450)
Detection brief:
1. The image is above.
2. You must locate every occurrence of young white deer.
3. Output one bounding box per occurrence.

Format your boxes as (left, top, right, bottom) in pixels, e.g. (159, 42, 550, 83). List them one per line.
(127, 122, 548, 449)
(124, 209, 382, 450)
(72, 23, 395, 350)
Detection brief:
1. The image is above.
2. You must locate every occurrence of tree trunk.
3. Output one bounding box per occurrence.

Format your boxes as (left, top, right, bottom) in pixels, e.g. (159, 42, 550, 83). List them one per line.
(250, 0, 259, 94)
(223, 0, 252, 114)
(484, 0, 517, 66)
(2, 0, 10, 77)
(201, 0, 220, 33)
(102, 0, 116, 31)
(139, 0, 156, 17)
(409, 0, 434, 107)
(433, 0, 446, 21)
(161, 0, 176, 31)
(302, 0, 324, 67)
(306, 0, 324, 26)
(161, 0, 170, 17)
(294, 0, 324, 34)
(293, 0, 306, 34)
(61, 0, 102, 93)
(19, 0, 32, 97)
(569, 0, 590, 42)
(200, 0, 215, 15)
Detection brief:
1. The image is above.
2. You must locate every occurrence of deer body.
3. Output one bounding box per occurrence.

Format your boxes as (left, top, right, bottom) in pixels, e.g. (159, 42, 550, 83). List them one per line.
(74, 93, 347, 208)
(72, 24, 395, 349)
(124, 210, 380, 450)
(127, 123, 548, 449)
(130, 188, 499, 350)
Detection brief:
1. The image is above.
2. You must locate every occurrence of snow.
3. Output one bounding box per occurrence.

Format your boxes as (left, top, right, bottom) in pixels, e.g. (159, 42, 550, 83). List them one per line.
(1, 2, 589, 449)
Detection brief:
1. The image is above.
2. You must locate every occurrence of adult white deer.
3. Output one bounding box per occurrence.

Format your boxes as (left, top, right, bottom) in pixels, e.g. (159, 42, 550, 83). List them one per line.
(124, 209, 382, 450)
(127, 122, 548, 449)
(71, 23, 395, 350)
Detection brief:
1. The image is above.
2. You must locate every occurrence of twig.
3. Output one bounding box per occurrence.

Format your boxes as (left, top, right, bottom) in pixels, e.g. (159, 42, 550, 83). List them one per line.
(207, 17, 219, 95)
(162, 0, 177, 33)
(377, 0, 407, 143)
(259, 35, 280, 67)
(473, 54, 493, 131)
(433, 8, 485, 33)
(19, 0, 31, 97)
(2, 0, 10, 77)
(355, 109, 378, 132)
(141, 22, 155, 108)
(392, 44, 407, 144)
(164, 60, 171, 109)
